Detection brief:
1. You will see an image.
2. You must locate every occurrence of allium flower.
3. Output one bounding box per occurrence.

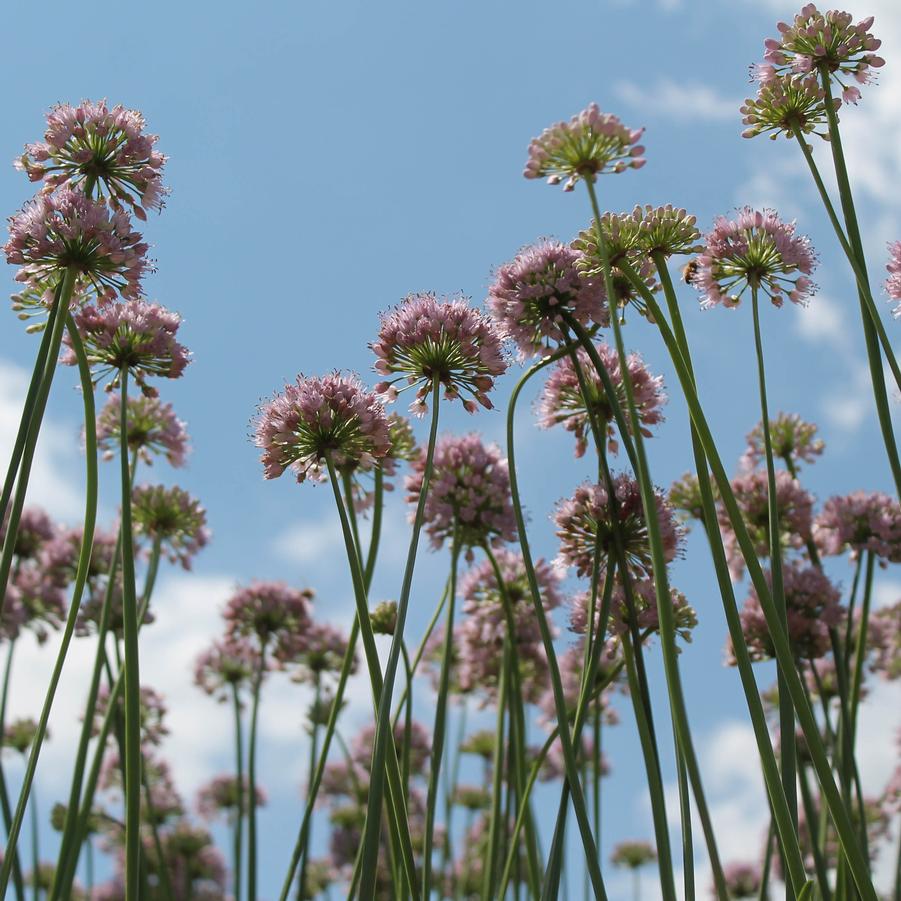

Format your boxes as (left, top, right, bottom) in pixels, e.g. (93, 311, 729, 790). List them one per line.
(63, 298, 190, 395)
(92, 685, 169, 747)
(554, 476, 682, 581)
(885, 240, 901, 317)
(540, 735, 610, 783)
(2, 506, 56, 560)
(351, 719, 431, 774)
(611, 840, 657, 869)
(868, 601, 900, 680)
(537, 341, 665, 457)
(254, 372, 390, 483)
(196, 775, 266, 821)
(632, 204, 705, 258)
(10, 567, 67, 644)
(741, 74, 836, 140)
(3, 718, 42, 754)
(694, 208, 818, 308)
(4, 187, 148, 299)
(131, 484, 209, 569)
(224, 581, 314, 658)
(757, 6, 884, 103)
(370, 600, 398, 635)
(719, 469, 814, 579)
(741, 412, 824, 472)
(193, 638, 261, 702)
(729, 562, 843, 663)
(452, 784, 491, 811)
(668, 472, 708, 527)
(814, 491, 901, 563)
(15, 100, 167, 217)
(372, 292, 506, 415)
(486, 239, 607, 359)
(523, 104, 646, 191)
(75, 577, 155, 639)
(406, 433, 517, 555)
(95, 393, 189, 467)
(277, 620, 356, 684)
(721, 861, 764, 899)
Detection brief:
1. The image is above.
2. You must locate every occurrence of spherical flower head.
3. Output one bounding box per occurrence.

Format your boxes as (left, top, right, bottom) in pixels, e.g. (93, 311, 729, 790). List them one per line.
(92, 684, 169, 747)
(195, 775, 266, 821)
(4, 187, 149, 300)
(460, 548, 562, 616)
(277, 620, 356, 683)
(224, 581, 314, 655)
(95, 393, 189, 467)
(370, 600, 398, 636)
(63, 298, 190, 396)
(719, 468, 814, 579)
(523, 104, 646, 191)
(131, 484, 209, 569)
(372, 292, 506, 416)
(741, 74, 837, 140)
(885, 240, 901, 318)
(742, 411, 824, 472)
(406, 432, 517, 555)
(351, 719, 431, 774)
(486, 239, 607, 359)
(694, 208, 818, 308)
(633, 204, 705, 258)
(729, 562, 843, 663)
(722, 861, 764, 899)
(3, 718, 41, 755)
(193, 638, 261, 702)
(537, 341, 665, 457)
(11, 567, 67, 644)
(611, 840, 657, 869)
(2, 505, 56, 560)
(868, 601, 901, 681)
(254, 372, 390, 483)
(554, 475, 682, 582)
(757, 6, 884, 103)
(814, 490, 901, 563)
(75, 576, 154, 640)
(668, 471, 708, 527)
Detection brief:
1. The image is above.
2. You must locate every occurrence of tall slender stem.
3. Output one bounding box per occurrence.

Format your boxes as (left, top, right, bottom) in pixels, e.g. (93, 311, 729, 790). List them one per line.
(482, 646, 509, 900)
(232, 685, 245, 901)
(0, 639, 25, 901)
(28, 782, 37, 901)
(246, 639, 267, 901)
(298, 675, 321, 900)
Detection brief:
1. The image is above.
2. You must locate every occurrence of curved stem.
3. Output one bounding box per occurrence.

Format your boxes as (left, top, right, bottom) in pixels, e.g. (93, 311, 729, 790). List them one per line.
(364, 469, 384, 587)
(246, 640, 267, 901)
(849, 552, 875, 740)
(232, 685, 245, 901)
(0, 639, 25, 901)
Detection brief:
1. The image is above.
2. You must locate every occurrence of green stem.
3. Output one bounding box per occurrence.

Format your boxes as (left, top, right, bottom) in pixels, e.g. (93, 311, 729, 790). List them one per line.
(0, 640, 25, 901)
(849, 552, 875, 740)
(440, 701, 467, 888)
(298, 676, 321, 901)
(142, 762, 176, 901)
(364, 470, 384, 588)
(232, 684, 245, 901)
(675, 742, 695, 901)
(246, 639, 267, 901)
(798, 761, 833, 901)
(759, 819, 775, 901)
(482, 644, 509, 900)
(28, 781, 37, 901)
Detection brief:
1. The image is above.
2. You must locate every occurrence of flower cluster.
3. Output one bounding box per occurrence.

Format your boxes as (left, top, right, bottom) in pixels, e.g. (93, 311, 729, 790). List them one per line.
(611, 840, 657, 869)
(95, 393, 189, 467)
(741, 74, 837, 140)
(193, 638, 261, 703)
(741, 411, 824, 472)
(814, 490, 901, 564)
(223, 581, 314, 658)
(195, 775, 267, 821)
(885, 240, 901, 318)
(131, 484, 209, 569)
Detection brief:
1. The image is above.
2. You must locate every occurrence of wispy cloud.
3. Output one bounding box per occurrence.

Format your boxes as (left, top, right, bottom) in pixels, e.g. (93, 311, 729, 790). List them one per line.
(614, 79, 740, 122)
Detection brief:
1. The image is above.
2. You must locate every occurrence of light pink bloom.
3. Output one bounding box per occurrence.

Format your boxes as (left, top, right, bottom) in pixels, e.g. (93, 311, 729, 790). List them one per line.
(223, 581, 314, 659)
(814, 490, 901, 563)
(193, 638, 262, 703)
(611, 840, 657, 869)
(92, 684, 169, 747)
(95, 393, 189, 467)
(741, 411, 824, 472)
(196, 774, 266, 820)
(721, 861, 764, 899)
(276, 619, 357, 683)
(867, 601, 900, 681)
(131, 484, 209, 569)
(741, 74, 838, 140)
(885, 240, 901, 317)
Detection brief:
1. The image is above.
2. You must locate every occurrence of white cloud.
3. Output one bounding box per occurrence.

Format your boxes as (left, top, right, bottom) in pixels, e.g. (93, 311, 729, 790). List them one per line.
(794, 293, 853, 353)
(614, 79, 740, 123)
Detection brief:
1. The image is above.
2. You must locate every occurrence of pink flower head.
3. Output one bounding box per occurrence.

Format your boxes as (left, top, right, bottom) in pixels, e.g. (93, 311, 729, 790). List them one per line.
(554, 475, 682, 582)
(193, 638, 262, 703)
(254, 372, 390, 483)
(741, 74, 838, 140)
(372, 292, 506, 416)
(741, 411, 824, 472)
(63, 298, 190, 396)
(611, 840, 657, 869)
(347, 412, 418, 515)
(276, 619, 357, 683)
(867, 601, 900, 681)
(92, 684, 169, 747)
(4, 187, 149, 300)
(351, 719, 431, 774)
(729, 562, 843, 663)
(15, 100, 168, 218)
(1, 505, 56, 560)
(131, 484, 209, 569)
(541, 735, 610, 784)
(718, 469, 814, 579)
(694, 208, 818, 308)
(486, 239, 607, 359)
(537, 341, 665, 457)
(885, 240, 901, 317)
(10, 566, 66, 644)
(814, 491, 901, 563)
(224, 580, 314, 655)
(722, 861, 764, 899)
(524, 104, 646, 191)
(757, 6, 884, 103)
(405, 433, 517, 555)
(95, 393, 189, 467)
(196, 774, 266, 821)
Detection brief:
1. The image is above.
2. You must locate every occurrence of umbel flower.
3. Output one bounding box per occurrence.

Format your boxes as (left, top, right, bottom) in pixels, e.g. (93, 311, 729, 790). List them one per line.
(693, 207, 818, 308)
(742, 411, 824, 472)
(721, 861, 764, 899)
(523, 103, 646, 191)
(223, 581, 314, 657)
(95, 393, 189, 467)
(668, 472, 708, 527)
(372, 292, 506, 415)
(741, 74, 837, 140)
(4, 187, 149, 300)
(196, 775, 267, 821)
(15, 100, 168, 218)
(63, 298, 190, 395)
(554, 475, 682, 582)
(193, 638, 261, 703)
(276, 620, 356, 684)
(405, 432, 517, 556)
(885, 240, 901, 318)
(757, 5, 884, 104)
(92, 684, 169, 748)
(254, 372, 390, 483)
(537, 341, 665, 457)
(486, 239, 607, 359)
(131, 484, 209, 569)
(814, 490, 901, 564)
(611, 840, 657, 869)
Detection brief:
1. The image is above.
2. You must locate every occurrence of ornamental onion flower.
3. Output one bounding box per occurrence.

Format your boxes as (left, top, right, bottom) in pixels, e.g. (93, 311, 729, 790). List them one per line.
(554, 475, 682, 582)
(741, 74, 837, 140)
(632, 204, 705, 258)
(524, 103, 646, 191)
(223, 581, 314, 659)
(372, 292, 506, 415)
(741, 411, 824, 472)
(866, 601, 900, 681)
(15, 100, 168, 217)
(196, 775, 266, 821)
(537, 341, 665, 457)
(63, 298, 190, 395)
(611, 840, 657, 869)
(276, 619, 356, 684)
(721, 861, 765, 899)
(131, 484, 209, 569)
(95, 393, 189, 467)
(756, 6, 884, 104)
(92, 684, 169, 748)
(4, 187, 149, 300)
(405, 432, 517, 555)
(486, 239, 607, 359)
(254, 372, 390, 483)
(885, 240, 901, 317)
(193, 638, 262, 703)
(814, 490, 901, 563)
(668, 472, 708, 527)
(693, 207, 818, 308)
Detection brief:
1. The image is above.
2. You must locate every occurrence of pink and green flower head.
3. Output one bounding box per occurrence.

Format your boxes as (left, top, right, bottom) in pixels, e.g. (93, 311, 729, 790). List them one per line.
(741, 74, 837, 140)
(885, 241, 901, 318)
(193, 638, 262, 702)
(537, 341, 665, 457)
(223, 580, 314, 653)
(611, 840, 657, 870)
(4, 187, 149, 300)
(868, 601, 901, 681)
(372, 292, 506, 415)
(405, 432, 517, 556)
(16, 100, 168, 218)
(63, 298, 190, 395)
(92, 684, 169, 748)
(2, 718, 41, 755)
(486, 239, 607, 359)
(668, 472, 709, 527)
(524, 104, 646, 191)
(814, 490, 901, 563)
(254, 372, 390, 483)
(1, 505, 56, 561)
(131, 484, 209, 569)
(757, 6, 884, 104)
(721, 862, 764, 900)
(196, 775, 267, 821)
(277, 620, 357, 683)
(742, 411, 824, 472)
(694, 208, 817, 308)
(95, 393, 189, 468)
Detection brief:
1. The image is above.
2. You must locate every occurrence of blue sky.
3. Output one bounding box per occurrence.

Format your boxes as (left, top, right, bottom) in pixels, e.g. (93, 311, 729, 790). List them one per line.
(1, 0, 900, 897)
